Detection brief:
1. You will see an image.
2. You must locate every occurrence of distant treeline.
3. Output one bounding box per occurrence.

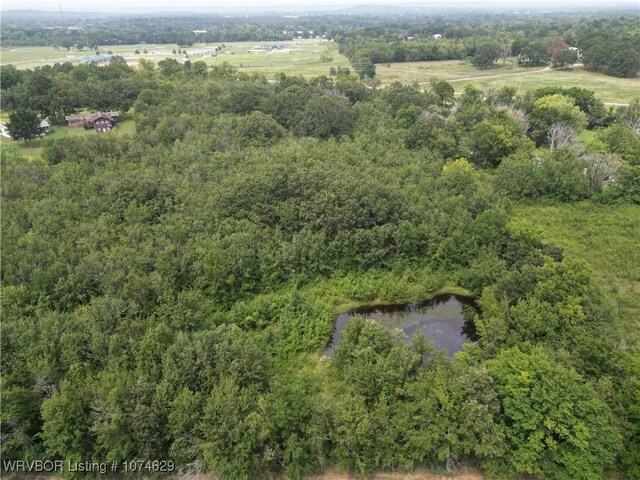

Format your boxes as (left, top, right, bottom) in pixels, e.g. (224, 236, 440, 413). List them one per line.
(335, 14, 640, 78)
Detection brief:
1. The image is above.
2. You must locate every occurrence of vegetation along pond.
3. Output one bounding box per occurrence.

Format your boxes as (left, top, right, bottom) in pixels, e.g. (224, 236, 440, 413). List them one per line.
(325, 294, 478, 356)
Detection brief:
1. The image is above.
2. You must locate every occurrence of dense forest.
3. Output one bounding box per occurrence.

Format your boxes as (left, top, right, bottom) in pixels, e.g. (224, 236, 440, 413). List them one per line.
(2, 51, 640, 479)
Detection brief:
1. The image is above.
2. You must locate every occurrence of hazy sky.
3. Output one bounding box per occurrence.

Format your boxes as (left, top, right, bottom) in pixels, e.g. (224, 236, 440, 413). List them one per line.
(1, 0, 636, 13)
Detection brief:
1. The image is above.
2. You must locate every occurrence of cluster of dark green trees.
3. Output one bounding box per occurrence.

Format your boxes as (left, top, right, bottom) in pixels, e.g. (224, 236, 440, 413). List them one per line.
(1, 60, 149, 124)
(2, 60, 639, 479)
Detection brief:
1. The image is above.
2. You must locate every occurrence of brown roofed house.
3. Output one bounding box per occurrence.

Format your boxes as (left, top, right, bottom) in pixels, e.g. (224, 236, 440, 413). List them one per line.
(65, 112, 120, 131)
(86, 113, 115, 132)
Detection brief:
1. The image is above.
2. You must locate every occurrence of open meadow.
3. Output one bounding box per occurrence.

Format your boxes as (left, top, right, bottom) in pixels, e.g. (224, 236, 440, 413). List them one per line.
(376, 59, 639, 104)
(0, 39, 352, 79)
(515, 203, 640, 343)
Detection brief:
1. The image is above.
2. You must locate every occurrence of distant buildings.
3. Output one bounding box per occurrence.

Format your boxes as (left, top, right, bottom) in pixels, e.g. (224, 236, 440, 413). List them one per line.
(247, 44, 294, 54)
(81, 54, 112, 64)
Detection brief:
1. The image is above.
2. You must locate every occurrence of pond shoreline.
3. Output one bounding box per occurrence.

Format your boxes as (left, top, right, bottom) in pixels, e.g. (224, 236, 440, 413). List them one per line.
(324, 293, 478, 357)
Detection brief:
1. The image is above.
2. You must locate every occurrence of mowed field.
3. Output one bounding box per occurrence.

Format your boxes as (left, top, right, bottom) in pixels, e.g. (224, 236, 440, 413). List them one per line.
(0, 40, 353, 79)
(376, 59, 640, 104)
(515, 203, 640, 342)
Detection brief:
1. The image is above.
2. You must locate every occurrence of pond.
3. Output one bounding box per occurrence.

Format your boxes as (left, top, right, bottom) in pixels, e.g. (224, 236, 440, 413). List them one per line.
(324, 294, 478, 357)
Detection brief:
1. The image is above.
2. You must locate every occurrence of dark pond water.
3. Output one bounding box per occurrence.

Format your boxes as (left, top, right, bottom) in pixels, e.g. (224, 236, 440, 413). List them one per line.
(324, 294, 477, 357)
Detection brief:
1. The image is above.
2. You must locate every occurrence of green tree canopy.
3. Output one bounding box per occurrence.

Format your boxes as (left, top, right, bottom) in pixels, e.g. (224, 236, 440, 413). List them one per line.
(6, 109, 41, 143)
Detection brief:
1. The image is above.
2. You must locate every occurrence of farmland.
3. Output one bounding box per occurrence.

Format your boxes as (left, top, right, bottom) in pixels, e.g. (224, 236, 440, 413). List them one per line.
(0, 39, 353, 79)
(376, 59, 639, 104)
(3, 43, 636, 103)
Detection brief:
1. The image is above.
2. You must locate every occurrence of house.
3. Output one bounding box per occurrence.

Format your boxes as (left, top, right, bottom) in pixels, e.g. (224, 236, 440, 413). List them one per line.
(85, 113, 117, 132)
(65, 112, 120, 131)
(568, 46, 582, 58)
(39, 120, 51, 135)
(433, 34, 442, 39)
(81, 54, 112, 64)
(66, 114, 88, 128)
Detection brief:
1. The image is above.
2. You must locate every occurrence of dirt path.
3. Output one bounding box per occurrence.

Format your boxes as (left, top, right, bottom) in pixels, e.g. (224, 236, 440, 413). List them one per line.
(444, 66, 551, 83)
(417, 64, 599, 85)
(179, 467, 485, 480)
(303, 467, 485, 480)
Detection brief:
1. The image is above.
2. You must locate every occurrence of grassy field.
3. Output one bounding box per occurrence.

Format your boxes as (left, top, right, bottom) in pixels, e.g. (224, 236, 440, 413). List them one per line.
(0, 40, 353, 79)
(577, 129, 598, 146)
(0, 114, 135, 160)
(376, 59, 639, 104)
(515, 203, 640, 342)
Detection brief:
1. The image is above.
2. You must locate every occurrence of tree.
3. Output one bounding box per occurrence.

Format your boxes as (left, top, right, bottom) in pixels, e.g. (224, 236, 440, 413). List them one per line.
(498, 42, 512, 64)
(471, 42, 500, 69)
(518, 41, 550, 67)
(405, 113, 457, 158)
(583, 41, 640, 78)
(190, 60, 208, 76)
(157, 58, 182, 77)
(395, 105, 423, 128)
(583, 153, 621, 193)
(24, 72, 55, 118)
(199, 377, 266, 479)
(547, 122, 577, 151)
(462, 118, 526, 167)
(484, 347, 622, 479)
(552, 49, 578, 69)
(258, 85, 315, 129)
(617, 99, 640, 131)
(529, 94, 587, 146)
(0, 65, 24, 90)
(601, 164, 640, 203)
(6, 109, 41, 143)
(41, 373, 95, 465)
(597, 124, 640, 165)
(235, 111, 286, 147)
(429, 78, 455, 107)
(352, 56, 376, 79)
(295, 95, 356, 139)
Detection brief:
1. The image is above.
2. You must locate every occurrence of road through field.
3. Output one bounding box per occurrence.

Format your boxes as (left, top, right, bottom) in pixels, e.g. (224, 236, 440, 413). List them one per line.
(442, 65, 552, 82)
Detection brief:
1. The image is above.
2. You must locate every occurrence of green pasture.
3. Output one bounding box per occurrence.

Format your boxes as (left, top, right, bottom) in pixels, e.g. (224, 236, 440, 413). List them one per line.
(199, 40, 352, 78)
(376, 58, 531, 83)
(1, 42, 207, 68)
(376, 59, 639, 104)
(515, 203, 640, 341)
(0, 40, 353, 78)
